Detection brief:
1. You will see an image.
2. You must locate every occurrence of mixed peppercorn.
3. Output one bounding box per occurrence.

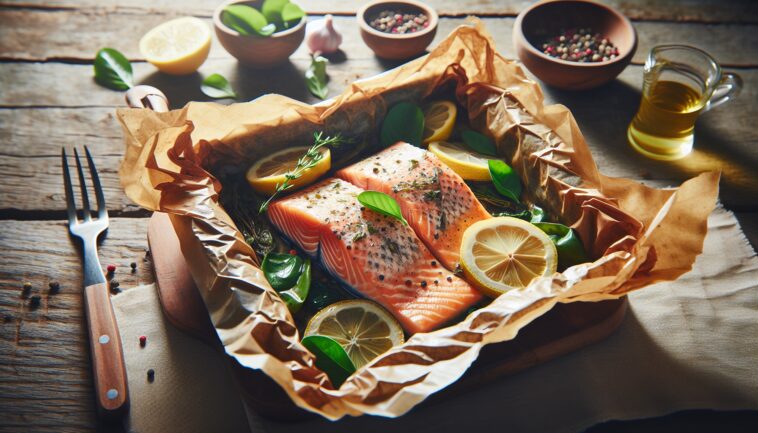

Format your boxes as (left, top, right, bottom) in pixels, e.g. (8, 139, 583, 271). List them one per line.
(541, 28, 619, 63)
(368, 10, 430, 34)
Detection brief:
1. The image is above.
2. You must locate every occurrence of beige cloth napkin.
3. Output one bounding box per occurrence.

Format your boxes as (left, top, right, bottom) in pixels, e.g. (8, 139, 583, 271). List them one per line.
(114, 207, 758, 433)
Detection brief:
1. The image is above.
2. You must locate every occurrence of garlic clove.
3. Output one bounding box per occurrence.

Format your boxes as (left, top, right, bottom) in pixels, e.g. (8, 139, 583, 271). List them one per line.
(306, 14, 343, 55)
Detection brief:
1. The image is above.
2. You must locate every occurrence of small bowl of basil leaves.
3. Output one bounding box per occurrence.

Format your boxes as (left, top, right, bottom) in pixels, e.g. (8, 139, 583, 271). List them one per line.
(214, 0, 307, 68)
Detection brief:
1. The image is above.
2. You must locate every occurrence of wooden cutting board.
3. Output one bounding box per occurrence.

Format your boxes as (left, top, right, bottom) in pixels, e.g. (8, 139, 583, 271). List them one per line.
(147, 212, 627, 420)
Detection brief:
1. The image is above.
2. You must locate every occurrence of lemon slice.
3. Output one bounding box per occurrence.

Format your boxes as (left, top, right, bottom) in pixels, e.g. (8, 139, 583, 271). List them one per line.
(139, 17, 211, 75)
(246, 146, 331, 195)
(428, 141, 491, 181)
(460, 217, 558, 297)
(304, 300, 404, 369)
(422, 100, 457, 144)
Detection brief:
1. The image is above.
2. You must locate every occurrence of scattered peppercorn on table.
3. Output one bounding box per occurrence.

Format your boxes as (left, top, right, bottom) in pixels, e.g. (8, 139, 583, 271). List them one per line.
(1, 1, 757, 432)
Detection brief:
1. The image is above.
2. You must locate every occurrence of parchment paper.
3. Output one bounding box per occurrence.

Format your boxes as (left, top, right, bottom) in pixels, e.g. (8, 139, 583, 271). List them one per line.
(116, 21, 719, 419)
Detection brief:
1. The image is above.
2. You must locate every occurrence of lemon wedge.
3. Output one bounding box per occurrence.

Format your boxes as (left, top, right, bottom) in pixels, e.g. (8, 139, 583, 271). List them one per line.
(422, 100, 457, 144)
(139, 17, 211, 75)
(304, 300, 404, 369)
(246, 146, 331, 195)
(428, 141, 491, 181)
(460, 217, 558, 297)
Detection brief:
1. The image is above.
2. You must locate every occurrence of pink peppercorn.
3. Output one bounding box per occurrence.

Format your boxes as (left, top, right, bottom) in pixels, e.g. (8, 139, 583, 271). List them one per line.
(106, 264, 116, 274)
(139, 335, 147, 347)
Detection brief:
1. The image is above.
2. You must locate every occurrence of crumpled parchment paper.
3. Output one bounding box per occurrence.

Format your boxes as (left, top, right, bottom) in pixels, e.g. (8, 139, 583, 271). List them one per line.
(116, 21, 719, 419)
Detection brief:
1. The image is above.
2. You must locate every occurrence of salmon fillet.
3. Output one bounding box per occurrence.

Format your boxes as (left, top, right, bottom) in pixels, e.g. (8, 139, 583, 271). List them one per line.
(267, 178, 481, 333)
(336, 142, 491, 271)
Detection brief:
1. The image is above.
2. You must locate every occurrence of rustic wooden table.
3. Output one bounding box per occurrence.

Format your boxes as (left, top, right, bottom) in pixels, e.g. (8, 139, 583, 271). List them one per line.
(0, 1, 756, 432)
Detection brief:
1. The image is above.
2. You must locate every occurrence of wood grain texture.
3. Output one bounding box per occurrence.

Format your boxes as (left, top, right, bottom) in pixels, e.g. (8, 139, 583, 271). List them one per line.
(0, 218, 152, 432)
(2, 0, 757, 23)
(1, 63, 755, 212)
(1, 12, 757, 68)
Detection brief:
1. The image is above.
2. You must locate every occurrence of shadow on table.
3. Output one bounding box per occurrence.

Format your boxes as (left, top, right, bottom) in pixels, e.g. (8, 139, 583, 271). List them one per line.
(138, 61, 311, 108)
(541, 78, 757, 209)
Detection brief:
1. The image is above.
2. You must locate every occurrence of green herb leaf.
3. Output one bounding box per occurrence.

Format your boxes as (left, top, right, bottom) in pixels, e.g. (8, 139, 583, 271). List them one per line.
(201, 73, 238, 99)
(488, 159, 522, 203)
(262, 0, 288, 24)
(533, 222, 590, 271)
(301, 335, 356, 388)
(529, 205, 546, 223)
(281, 2, 305, 23)
(357, 191, 408, 225)
(222, 4, 275, 36)
(279, 258, 310, 313)
(93, 48, 133, 90)
(305, 55, 329, 100)
(380, 102, 424, 147)
(462, 130, 497, 156)
(261, 252, 310, 313)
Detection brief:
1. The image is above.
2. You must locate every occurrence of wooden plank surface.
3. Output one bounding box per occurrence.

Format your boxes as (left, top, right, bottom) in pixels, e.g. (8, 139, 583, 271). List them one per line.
(2, 0, 758, 23)
(0, 0, 757, 431)
(2, 11, 757, 68)
(0, 218, 153, 432)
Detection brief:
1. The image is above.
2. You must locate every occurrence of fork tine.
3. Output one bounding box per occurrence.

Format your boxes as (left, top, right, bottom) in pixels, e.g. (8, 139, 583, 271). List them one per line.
(84, 146, 107, 219)
(62, 148, 78, 226)
(73, 148, 92, 221)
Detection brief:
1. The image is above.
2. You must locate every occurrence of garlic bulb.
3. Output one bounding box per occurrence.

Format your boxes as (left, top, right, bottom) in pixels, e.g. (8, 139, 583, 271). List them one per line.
(306, 14, 342, 55)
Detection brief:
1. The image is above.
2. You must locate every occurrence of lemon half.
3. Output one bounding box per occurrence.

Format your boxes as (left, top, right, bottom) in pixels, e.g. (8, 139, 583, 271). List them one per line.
(246, 146, 331, 195)
(422, 100, 457, 144)
(304, 300, 404, 369)
(139, 17, 211, 75)
(428, 141, 491, 181)
(460, 217, 558, 297)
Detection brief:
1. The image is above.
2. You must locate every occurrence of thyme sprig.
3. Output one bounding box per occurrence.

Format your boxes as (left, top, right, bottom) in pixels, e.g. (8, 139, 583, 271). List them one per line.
(258, 132, 347, 213)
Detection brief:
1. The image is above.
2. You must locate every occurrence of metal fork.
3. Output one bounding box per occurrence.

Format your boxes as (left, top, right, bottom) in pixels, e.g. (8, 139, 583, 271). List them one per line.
(62, 146, 129, 419)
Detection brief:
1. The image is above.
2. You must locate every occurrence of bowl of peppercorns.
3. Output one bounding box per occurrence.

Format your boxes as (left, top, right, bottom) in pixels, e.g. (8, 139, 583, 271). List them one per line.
(358, 0, 438, 60)
(513, 0, 637, 90)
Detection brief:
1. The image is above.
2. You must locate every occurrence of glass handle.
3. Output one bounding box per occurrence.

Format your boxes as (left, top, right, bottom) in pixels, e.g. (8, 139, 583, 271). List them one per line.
(704, 72, 742, 112)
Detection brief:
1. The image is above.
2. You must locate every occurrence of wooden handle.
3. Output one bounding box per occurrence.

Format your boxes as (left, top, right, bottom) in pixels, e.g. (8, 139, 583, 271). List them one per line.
(84, 282, 129, 418)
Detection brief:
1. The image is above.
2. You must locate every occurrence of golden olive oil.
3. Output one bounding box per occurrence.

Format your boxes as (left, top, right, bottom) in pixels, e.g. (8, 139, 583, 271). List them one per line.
(628, 80, 704, 160)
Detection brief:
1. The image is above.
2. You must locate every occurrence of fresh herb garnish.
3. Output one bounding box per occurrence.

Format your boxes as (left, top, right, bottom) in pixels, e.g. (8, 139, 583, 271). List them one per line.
(261, 252, 311, 313)
(488, 159, 522, 203)
(201, 73, 238, 99)
(380, 102, 424, 147)
(533, 222, 589, 271)
(462, 130, 497, 156)
(357, 191, 408, 225)
(258, 132, 347, 213)
(222, 0, 304, 37)
(94, 48, 133, 90)
(423, 190, 441, 201)
(301, 335, 356, 388)
(305, 55, 329, 99)
(222, 4, 276, 36)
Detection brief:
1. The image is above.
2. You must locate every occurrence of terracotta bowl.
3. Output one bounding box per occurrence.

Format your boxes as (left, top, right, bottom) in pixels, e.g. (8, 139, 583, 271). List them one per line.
(513, 0, 637, 90)
(357, 0, 438, 60)
(214, 0, 306, 68)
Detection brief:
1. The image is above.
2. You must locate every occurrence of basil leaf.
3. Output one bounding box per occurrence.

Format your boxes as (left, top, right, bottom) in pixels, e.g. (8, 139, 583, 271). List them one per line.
(380, 102, 424, 147)
(462, 130, 497, 156)
(201, 73, 238, 99)
(305, 55, 329, 100)
(488, 159, 522, 203)
(529, 205, 546, 223)
(533, 222, 590, 271)
(262, 252, 311, 313)
(222, 5, 275, 36)
(279, 258, 310, 314)
(262, 252, 304, 290)
(93, 48, 133, 90)
(301, 335, 356, 388)
(262, 0, 288, 24)
(281, 2, 305, 24)
(357, 191, 408, 226)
